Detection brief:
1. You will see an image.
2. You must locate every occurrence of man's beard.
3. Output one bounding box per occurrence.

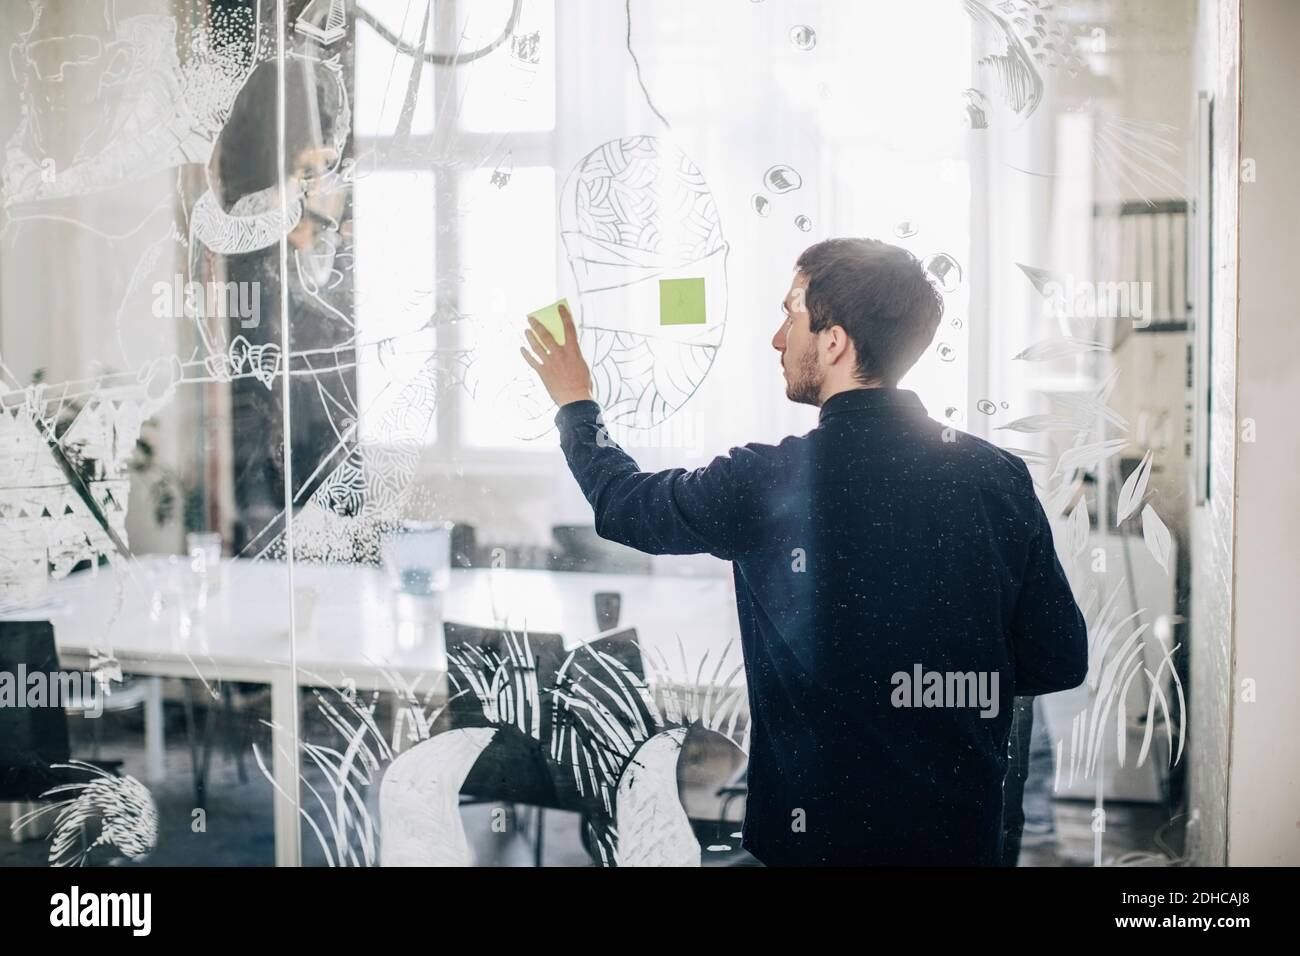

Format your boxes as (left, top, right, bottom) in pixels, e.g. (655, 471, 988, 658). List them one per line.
(785, 346, 823, 406)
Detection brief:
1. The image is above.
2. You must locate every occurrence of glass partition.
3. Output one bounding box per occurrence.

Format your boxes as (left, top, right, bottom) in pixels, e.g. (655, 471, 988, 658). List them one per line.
(0, 0, 290, 865)
(1, 0, 1206, 868)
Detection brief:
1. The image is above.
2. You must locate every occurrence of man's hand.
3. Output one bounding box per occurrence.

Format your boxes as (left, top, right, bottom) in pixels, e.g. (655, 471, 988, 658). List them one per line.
(519, 302, 593, 407)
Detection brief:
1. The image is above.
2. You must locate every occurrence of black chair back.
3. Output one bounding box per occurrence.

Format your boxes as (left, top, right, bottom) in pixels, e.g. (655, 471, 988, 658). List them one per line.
(0, 620, 71, 801)
(439, 622, 567, 809)
(551, 627, 658, 800)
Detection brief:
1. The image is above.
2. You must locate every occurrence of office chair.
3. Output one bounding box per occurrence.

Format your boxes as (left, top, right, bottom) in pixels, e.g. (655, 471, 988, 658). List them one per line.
(438, 622, 569, 866)
(182, 679, 272, 808)
(0, 621, 123, 843)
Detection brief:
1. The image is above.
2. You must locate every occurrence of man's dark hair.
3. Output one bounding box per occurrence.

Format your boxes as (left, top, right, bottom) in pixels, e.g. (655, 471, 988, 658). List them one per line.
(795, 238, 945, 387)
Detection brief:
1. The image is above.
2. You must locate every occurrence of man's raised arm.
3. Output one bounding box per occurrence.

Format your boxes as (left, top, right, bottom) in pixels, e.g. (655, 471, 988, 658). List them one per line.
(554, 399, 758, 560)
(521, 302, 756, 561)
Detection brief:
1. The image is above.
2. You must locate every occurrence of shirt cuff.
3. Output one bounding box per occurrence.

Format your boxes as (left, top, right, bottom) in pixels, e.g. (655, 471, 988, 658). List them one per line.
(554, 399, 602, 431)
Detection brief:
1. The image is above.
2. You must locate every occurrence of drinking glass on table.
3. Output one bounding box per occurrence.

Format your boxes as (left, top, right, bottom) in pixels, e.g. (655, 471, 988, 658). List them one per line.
(381, 521, 454, 596)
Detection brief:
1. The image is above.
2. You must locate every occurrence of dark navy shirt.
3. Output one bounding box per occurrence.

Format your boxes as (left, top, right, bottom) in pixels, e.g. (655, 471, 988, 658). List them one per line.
(556, 387, 1088, 865)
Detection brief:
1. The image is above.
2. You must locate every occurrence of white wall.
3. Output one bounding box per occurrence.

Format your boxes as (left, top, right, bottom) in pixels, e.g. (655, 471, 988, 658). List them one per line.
(1225, 0, 1300, 866)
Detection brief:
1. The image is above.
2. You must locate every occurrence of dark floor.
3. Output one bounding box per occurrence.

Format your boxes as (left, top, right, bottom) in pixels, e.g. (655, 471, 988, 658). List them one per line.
(0, 686, 1184, 868)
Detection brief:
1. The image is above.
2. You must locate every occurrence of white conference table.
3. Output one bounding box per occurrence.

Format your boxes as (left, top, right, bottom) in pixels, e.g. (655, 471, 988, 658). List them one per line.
(17, 557, 745, 865)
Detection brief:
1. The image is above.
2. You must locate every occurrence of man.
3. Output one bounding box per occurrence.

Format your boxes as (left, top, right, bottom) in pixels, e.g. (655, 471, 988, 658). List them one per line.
(521, 237, 1088, 866)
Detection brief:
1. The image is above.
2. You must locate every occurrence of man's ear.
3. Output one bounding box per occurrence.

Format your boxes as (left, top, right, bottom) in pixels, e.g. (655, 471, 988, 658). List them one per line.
(822, 325, 854, 367)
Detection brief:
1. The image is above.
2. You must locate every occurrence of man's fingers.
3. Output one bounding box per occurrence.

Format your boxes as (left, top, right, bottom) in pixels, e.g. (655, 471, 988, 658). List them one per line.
(519, 345, 543, 372)
(526, 316, 557, 350)
(524, 326, 550, 356)
(559, 302, 577, 345)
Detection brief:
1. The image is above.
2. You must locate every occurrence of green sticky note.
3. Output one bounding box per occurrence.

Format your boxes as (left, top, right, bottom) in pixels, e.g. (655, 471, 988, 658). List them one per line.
(659, 277, 707, 326)
(526, 298, 568, 346)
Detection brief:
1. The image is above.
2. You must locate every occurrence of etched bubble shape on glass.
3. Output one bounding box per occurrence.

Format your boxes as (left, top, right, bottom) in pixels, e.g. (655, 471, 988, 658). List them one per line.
(923, 253, 964, 293)
(789, 25, 817, 51)
(763, 164, 802, 194)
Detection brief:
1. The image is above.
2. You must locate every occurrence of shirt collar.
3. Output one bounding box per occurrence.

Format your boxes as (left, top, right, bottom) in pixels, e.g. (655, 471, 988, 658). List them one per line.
(818, 387, 927, 424)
